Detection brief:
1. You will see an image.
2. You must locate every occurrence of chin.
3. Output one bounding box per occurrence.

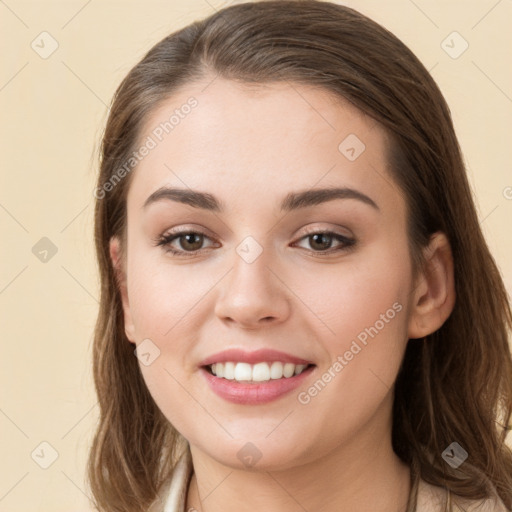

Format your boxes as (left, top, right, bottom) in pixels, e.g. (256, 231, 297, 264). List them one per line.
(191, 432, 317, 473)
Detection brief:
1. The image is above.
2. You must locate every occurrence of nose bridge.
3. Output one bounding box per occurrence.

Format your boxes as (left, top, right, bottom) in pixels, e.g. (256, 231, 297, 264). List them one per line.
(214, 234, 290, 327)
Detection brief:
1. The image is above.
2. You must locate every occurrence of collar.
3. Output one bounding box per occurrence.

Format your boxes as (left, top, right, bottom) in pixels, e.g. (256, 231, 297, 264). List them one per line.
(156, 448, 508, 512)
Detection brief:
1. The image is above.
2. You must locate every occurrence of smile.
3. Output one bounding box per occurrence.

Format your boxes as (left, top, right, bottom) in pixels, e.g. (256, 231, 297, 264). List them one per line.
(208, 361, 310, 382)
(199, 348, 316, 404)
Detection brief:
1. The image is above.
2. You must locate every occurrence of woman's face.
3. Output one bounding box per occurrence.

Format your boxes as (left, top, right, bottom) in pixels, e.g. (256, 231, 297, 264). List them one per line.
(113, 77, 418, 471)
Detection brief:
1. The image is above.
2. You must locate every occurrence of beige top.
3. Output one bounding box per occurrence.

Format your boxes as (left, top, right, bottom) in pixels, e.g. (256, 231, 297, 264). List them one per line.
(149, 449, 509, 512)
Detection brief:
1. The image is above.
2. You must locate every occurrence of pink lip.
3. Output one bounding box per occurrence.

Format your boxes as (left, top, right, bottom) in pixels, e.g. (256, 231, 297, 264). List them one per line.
(198, 348, 312, 367)
(200, 365, 315, 405)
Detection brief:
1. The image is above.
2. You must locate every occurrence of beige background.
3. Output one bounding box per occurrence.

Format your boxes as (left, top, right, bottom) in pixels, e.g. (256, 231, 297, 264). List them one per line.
(1, 0, 511, 510)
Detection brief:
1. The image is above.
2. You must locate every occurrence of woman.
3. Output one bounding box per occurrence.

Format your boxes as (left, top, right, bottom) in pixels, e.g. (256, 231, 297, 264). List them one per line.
(88, 1, 512, 511)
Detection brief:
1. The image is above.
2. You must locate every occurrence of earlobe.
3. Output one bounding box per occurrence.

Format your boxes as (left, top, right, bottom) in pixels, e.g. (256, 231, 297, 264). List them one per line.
(109, 237, 136, 344)
(407, 232, 456, 340)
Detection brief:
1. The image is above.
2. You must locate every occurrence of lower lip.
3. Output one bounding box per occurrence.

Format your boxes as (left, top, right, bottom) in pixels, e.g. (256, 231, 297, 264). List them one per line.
(200, 366, 315, 405)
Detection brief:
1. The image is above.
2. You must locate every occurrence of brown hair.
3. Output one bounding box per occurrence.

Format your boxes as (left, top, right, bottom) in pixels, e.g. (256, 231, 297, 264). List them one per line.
(88, 1, 512, 510)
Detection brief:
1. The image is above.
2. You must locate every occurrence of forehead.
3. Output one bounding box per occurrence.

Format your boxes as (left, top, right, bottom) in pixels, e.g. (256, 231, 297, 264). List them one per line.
(127, 77, 402, 216)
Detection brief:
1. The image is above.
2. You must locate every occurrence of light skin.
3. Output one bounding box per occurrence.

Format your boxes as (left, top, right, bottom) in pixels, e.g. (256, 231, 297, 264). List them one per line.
(109, 76, 455, 511)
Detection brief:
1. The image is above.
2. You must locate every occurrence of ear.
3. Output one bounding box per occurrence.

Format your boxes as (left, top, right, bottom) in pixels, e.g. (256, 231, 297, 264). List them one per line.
(109, 236, 136, 344)
(407, 232, 456, 339)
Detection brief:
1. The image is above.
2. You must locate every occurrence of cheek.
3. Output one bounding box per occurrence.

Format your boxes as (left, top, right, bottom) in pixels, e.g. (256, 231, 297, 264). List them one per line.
(295, 238, 411, 350)
(302, 243, 410, 401)
(294, 239, 411, 408)
(124, 247, 217, 428)
(125, 255, 206, 435)
(126, 246, 213, 342)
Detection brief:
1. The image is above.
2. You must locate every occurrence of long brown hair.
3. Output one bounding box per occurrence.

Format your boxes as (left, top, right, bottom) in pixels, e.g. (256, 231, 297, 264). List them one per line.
(88, 1, 512, 510)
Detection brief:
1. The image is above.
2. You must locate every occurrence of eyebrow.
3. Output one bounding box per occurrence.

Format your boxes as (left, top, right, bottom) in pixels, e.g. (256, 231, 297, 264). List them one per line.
(142, 186, 379, 212)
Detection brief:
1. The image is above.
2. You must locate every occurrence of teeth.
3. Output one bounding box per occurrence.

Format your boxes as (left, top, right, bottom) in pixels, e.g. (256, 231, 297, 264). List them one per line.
(224, 362, 235, 380)
(283, 363, 295, 378)
(270, 362, 284, 379)
(252, 362, 270, 381)
(234, 362, 252, 381)
(209, 362, 308, 382)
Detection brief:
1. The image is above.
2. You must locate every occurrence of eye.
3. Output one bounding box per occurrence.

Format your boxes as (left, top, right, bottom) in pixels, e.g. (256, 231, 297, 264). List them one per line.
(293, 229, 356, 256)
(153, 229, 217, 257)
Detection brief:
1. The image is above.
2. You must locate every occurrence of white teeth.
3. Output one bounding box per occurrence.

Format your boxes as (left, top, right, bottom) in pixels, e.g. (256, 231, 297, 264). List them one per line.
(234, 362, 252, 381)
(224, 362, 235, 380)
(252, 362, 270, 382)
(283, 363, 295, 378)
(270, 361, 284, 379)
(209, 361, 309, 382)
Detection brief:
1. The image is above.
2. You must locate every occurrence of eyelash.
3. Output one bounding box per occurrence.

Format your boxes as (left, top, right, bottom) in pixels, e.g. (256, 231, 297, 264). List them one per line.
(153, 227, 356, 258)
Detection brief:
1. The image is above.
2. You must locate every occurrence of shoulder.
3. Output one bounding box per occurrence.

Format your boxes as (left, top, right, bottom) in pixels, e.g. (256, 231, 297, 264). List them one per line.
(416, 478, 509, 512)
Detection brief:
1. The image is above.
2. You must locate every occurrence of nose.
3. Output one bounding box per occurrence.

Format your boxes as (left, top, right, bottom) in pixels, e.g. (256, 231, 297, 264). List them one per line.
(214, 243, 291, 330)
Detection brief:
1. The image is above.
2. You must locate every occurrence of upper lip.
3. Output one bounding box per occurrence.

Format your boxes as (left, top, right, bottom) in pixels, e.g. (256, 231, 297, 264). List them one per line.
(198, 348, 314, 367)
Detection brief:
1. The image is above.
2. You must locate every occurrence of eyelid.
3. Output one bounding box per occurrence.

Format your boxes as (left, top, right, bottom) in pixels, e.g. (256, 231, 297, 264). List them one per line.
(157, 223, 353, 241)
(298, 224, 354, 240)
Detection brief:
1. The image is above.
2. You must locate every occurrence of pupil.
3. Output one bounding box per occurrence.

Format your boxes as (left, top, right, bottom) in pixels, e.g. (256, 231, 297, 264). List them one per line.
(183, 233, 202, 250)
(311, 233, 331, 250)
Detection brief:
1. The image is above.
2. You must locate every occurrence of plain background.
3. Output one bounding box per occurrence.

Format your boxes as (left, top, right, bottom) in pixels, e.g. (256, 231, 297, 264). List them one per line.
(1, 0, 511, 510)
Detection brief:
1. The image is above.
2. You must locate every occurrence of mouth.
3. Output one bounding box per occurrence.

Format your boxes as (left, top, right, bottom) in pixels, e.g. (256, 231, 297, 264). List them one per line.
(198, 348, 316, 404)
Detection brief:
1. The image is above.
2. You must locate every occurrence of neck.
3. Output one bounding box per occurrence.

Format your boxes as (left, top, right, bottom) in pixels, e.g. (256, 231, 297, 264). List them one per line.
(186, 405, 411, 512)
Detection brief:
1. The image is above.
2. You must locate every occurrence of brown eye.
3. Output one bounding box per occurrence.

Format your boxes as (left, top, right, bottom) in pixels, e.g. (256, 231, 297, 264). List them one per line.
(294, 230, 356, 255)
(308, 233, 334, 251)
(177, 233, 205, 251)
(155, 230, 215, 256)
